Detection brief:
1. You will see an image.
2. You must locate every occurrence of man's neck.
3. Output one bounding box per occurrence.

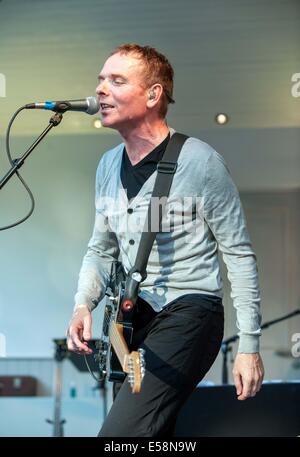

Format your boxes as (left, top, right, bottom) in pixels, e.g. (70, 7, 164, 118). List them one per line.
(121, 121, 170, 166)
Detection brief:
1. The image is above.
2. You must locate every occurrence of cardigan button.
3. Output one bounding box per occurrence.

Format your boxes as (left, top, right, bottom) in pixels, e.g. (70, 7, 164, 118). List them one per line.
(129, 239, 135, 245)
(127, 208, 133, 214)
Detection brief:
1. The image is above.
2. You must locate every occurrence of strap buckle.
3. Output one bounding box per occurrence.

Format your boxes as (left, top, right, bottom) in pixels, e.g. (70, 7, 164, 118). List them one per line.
(128, 267, 147, 283)
(157, 160, 177, 174)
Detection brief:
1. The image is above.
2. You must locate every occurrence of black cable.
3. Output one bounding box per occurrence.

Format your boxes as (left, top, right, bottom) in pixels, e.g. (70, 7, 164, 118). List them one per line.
(0, 106, 35, 231)
(83, 353, 104, 383)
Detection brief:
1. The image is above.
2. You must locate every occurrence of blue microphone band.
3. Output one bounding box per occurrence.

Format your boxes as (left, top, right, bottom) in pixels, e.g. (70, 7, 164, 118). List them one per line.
(45, 101, 56, 110)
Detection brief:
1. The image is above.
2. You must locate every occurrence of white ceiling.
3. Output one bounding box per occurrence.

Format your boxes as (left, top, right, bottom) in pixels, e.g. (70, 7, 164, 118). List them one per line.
(0, 0, 299, 137)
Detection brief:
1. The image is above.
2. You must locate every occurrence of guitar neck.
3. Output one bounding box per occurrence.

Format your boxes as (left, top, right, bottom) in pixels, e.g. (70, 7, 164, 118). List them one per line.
(109, 321, 130, 372)
(106, 303, 145, 393)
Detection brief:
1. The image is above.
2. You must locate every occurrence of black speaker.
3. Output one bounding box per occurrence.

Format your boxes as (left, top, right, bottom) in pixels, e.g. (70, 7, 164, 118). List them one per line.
(175, 382, 300, 437)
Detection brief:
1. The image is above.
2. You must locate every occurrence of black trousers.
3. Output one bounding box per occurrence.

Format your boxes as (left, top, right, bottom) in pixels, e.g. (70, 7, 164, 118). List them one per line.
(98, 293, 224, 437)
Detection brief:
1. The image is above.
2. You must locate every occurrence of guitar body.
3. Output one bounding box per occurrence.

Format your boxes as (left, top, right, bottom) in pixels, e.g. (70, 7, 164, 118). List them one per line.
(98, 262, 145, 393)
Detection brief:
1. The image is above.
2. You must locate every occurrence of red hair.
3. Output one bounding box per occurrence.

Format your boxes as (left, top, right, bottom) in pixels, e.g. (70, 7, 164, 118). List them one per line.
(110, 43, 175, 118)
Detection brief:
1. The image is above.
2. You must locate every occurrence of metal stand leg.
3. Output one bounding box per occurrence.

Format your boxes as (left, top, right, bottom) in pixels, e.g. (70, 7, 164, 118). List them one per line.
(46, 340, 67, 437)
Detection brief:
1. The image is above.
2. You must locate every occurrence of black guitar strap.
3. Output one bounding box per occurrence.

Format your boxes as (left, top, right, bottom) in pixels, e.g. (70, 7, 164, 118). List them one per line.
(121, 132, 189, 309)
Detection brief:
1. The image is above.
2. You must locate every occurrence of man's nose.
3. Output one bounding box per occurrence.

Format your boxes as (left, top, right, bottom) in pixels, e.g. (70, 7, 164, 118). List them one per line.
(96, 79, 109, 96)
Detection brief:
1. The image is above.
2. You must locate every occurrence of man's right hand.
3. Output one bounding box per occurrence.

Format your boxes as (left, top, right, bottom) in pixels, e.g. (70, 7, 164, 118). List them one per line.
(66, 305, 93, 354)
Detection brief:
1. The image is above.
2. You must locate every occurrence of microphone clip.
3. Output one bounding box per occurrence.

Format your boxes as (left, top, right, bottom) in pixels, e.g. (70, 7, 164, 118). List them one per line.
(49, 112, 63, 126)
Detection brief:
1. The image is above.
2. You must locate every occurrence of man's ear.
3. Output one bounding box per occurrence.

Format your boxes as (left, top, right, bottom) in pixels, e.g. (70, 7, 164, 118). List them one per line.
(146, 84, 163, 106)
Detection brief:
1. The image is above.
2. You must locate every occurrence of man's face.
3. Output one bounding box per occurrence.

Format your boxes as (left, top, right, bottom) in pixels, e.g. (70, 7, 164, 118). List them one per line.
(96, 52, 149, 131)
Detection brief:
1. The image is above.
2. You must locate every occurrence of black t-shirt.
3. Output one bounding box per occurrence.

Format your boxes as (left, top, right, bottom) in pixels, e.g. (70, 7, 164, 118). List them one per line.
(120, 133, 170, 202)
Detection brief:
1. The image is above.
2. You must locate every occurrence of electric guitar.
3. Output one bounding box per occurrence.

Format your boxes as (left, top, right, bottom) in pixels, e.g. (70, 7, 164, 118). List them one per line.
(97, 262, 146, 393)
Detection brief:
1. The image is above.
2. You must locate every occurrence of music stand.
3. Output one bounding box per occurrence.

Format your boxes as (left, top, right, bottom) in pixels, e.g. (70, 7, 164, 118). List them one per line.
(46, 338, 105, 437)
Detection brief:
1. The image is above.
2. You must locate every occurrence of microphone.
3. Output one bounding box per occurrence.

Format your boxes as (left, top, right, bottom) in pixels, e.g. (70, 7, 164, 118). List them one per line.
(25, 96, 100, 115)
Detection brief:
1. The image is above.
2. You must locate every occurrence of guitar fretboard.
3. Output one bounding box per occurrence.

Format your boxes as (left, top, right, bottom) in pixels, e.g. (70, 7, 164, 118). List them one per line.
(109, 321, 129, 372)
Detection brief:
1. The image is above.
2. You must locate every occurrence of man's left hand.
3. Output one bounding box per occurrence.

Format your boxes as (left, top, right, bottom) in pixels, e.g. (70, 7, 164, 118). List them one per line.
(232, 352, 264, 401)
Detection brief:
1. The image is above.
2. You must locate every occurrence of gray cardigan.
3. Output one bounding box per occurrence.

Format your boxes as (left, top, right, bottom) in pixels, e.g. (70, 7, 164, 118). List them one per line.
(75, 132, 262, 353)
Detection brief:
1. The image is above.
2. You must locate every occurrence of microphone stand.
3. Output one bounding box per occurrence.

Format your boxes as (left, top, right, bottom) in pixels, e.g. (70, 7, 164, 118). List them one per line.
(221, 308, 300, 384)
(0, 112, 63, 191)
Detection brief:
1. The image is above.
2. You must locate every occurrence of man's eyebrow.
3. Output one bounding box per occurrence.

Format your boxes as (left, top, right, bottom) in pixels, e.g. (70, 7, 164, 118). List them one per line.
(97, 73, 127, 82)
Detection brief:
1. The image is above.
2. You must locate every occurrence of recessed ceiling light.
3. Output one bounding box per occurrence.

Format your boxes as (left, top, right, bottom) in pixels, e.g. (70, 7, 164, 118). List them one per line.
(93, 119, 102, 129)
(215, 113, 229, 125)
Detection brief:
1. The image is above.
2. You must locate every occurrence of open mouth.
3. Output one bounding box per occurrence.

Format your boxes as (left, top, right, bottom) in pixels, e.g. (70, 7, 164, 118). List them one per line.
(100, 103, 115, 111)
